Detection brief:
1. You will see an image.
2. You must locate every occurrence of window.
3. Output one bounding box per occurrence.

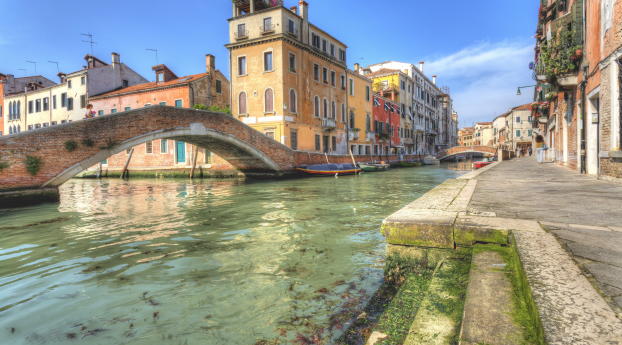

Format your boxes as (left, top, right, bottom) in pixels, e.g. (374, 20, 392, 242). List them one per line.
(51, 121, 57, 126)
(80, 95, 86, 108)
(111, 108, 117, 113)
(341, 75, 346, 89)
(289, 53, 296, 73)
(238, 56, 247, 76)
(122, 80, 129, 88)
(290, 129, 298, 150)
(323, 98, 328, 118)
(365, 86, 370, 101)
(237, 23, 246, 37)
(289, 89, 297, 113)
(323, 68, 328, 83)
(312, 33, 320, 48)
(146, 141, 153, 154)
(516, 130, 521, 137)
(67, 80, 72, 88)
(159, 102, 167, 106)
(264, 51, 273, 71)
(67, 98, 74, 110)
(61, 93, 67, 107)
(314, 96, 320, 117)
(28, 101, 33, 113)
(264, 88, 274, 113)
(156, 72, 164, 83)
(349, 79, 354, 96)
(349, 111, 355, 129)
(35, 99, 41, 112)
(124, 106, 131, 111)
(341, 103, 346, 122)
(331, 101, 336, 119)
(528, 129, 533, 137)
(330, 44, 335, 57)
(161, 139, 168, 153)
(97, 110, 104, 116)
(288, 19, 295, 34)
(313, 64, 319, 81)
(239, 92, 247, 114)
(401, 80, 405, 90)
(81, 76, 86, 85)
(322, 39, 327, 52)
(330, 71, 336, 86)
(43, 97, 49, 111)
(315, 134, 321, 151)
(516, 116, 521, 123)
(366, 114, 371, 131)
(263, 17, 272, 32)
(339, 49, 346, 62)
(175, 99, 183, 108)
(264, 129, 275, 140)
(332, 136, 337, 152)
(216, 80, 222, 94)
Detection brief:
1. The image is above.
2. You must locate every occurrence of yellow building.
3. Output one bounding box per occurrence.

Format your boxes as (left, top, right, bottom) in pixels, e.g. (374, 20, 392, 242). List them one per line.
(347, 68, 374, 155)
(227, 0, 351, 154)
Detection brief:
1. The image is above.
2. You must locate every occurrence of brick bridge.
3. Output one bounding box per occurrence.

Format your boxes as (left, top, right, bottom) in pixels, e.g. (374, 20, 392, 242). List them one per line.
(0, 106, 297, 201)
(437, 146, 497, 160)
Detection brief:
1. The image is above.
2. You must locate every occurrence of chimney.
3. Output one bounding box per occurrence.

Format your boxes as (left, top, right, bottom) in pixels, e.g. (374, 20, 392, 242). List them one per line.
(111, 52, 120, 68)
(299, 1, 308, 22)
(432, 75, 437, 85)
(354, 63, 360, 73)
(290, 6, 297, 14)
(206, 54, 216, 73)
(57, 73, 67, 83)
(419, 61, 424, 73)
(152, 64, 178, 83)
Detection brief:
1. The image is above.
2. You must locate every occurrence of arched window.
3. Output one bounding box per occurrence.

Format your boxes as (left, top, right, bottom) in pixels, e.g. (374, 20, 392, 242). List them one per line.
(366, 114, 371, 131)
(349, 111, 355, 129)
(289, 89, 297, 113)
(238, 92, 247, 114)
(8, 101, 12, 120)
(341, 103, 346, 123)
(331, 101, 336, 119)
(314, 96, 320, 117)
(323, 98, 328, 118)
(264, 88, 274, 113)
(17, 101, 21, 118)
(17, 125, 20, 133)
(8, 126, 12, 135)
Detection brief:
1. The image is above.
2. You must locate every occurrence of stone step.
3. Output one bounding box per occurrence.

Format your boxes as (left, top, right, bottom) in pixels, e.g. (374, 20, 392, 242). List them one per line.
(403, 255, 470, 345)
(459, 250, 524, 345)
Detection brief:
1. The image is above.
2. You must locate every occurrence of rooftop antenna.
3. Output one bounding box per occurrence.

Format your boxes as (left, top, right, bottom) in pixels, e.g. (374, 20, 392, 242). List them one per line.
(81, 33, 96, 55)
(25, 61, 37, 74)
(17, 68, 27, 76)
(48, 61, 60, 73)
(146, 48, 159, 65)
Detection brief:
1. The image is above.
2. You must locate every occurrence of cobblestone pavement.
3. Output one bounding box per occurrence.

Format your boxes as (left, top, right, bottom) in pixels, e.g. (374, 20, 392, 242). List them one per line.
(469, 157, 622, 311)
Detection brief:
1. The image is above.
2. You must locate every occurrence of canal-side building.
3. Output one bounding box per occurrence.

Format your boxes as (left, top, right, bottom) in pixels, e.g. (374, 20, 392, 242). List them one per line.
(88, 55, 234, 175)
(458, 127, 475, 147)
(1, 73, 56, 135)
(492, 112, 509, 150)
(227, 0, 350, 154)
(506, 104, 534, 153)
(473, 122, 493, 146)
(348, 66, 374, 155)
(449, 111, 459, 147)
(372, 95, 401, 155)
(3, 53, 147, 136)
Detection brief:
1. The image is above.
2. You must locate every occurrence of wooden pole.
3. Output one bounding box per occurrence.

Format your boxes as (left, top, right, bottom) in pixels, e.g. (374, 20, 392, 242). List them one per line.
(97, 162, 102, 178)
(190, 145, 199, 179)
(349, 147, 357, 168)
(324, 152, 330, 164)
(121, 148, 134, 179)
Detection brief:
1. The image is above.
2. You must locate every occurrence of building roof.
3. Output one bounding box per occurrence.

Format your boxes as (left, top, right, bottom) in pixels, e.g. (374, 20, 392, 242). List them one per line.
(365, 68, 401, 78)
(512, 103, 533, 111)
(90, 73, 208, 99)
(476, 121, 493, 125)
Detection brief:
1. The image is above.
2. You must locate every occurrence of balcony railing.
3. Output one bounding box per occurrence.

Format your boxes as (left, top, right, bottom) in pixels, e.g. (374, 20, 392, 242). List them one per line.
(260, 24, 275, 34)
(366, 132, 375, 141)
(285, 28, 299, 37)
(348, 130, 360, 141)
(322, 118, 336, 129)
(235, 30, 249, 40)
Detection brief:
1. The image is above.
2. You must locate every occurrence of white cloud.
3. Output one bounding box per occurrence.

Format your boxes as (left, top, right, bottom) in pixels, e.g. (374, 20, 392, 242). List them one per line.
(425, 41, 535, 127)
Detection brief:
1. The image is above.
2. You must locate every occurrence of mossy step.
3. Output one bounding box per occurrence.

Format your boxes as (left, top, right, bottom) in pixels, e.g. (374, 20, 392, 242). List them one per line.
(458, 250, 523, 345)
(402, 252, 471, 345)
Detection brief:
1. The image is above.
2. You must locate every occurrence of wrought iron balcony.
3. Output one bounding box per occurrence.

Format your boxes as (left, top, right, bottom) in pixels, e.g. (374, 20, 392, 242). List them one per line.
(235, 30, 249, 40)
(366, 132, 375, 141)
(348, 129, 360, 141)
(321, 118, 336, 129)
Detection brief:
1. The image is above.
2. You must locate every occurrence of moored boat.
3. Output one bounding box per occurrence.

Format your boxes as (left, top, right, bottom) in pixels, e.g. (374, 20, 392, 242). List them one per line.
(399, 161, 423, 167)
(296, 163, 361, 176)
(472, 161, 493, 169)
(423, 155, 440, 165)
(359, 163, 390, 172)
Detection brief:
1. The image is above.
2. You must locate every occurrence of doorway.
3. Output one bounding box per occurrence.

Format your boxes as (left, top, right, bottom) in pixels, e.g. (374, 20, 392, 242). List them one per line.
(586, 94, 600, 175)
(176, 141, 186, 164)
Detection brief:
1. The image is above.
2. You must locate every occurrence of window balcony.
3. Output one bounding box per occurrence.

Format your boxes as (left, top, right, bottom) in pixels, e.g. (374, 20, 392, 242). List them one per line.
(235, 30, 249, 40)
(260, 24, 275, 35)
(321, 118, 336, 129)
(286, 28, 299, 38)
(348, 129, 360, 141)
(366, 132, 375, 141)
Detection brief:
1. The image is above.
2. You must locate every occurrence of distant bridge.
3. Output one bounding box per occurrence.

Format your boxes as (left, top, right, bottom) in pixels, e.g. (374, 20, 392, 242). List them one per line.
(437, 146, 497, 160)
(0, 106, 297, 203)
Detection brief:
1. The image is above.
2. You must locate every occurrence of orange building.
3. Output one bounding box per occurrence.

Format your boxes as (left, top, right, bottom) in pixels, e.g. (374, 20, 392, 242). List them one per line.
(88, 55, 233, 176)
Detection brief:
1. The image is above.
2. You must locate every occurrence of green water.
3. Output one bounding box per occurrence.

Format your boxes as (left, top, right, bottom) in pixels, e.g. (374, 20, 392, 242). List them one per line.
(0, 167, 461, 345)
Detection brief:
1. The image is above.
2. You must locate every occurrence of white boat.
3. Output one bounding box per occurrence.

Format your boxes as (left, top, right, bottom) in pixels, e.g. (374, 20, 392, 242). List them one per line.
(423, 155, 440, 165)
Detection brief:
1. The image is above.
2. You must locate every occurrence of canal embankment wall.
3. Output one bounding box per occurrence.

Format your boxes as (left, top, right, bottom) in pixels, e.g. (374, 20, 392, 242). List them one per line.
(380, 160, 622, 344)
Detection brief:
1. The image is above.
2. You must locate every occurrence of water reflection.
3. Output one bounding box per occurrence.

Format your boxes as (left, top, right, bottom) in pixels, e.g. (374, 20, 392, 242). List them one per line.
(0, 167, 461, 345)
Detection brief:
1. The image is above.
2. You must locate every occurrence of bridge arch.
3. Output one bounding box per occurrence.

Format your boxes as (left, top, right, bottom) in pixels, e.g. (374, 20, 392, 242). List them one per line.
(0, 106, 296, 193)
(437, 146, 497, 161)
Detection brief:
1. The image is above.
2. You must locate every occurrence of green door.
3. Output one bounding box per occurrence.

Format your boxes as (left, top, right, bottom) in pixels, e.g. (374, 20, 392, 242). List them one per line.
(176, 141, 186, 163)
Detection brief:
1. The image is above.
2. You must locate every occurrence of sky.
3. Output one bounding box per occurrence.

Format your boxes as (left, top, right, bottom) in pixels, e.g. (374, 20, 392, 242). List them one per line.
(0, 0, 539, 127)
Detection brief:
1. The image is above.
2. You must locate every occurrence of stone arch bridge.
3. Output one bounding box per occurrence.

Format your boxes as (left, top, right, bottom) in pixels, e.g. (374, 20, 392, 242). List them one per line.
(0, 106, 298, 205)
(437, 146, 497, 160)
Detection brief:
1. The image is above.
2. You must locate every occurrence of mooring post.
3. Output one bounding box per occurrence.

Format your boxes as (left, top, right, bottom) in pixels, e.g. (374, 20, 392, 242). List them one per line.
(121, 148, 134, 179)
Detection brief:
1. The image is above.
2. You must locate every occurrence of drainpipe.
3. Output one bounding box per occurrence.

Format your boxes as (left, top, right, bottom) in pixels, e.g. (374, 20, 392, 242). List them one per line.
(617, 57, 622, 150)
(580, 79, 587, 174)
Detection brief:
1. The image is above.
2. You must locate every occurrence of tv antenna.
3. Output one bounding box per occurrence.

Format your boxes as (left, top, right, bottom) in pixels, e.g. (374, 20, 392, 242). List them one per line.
(81, 33, 96, 55)
(146, 48, 159, 65)
(26, 61, 38, 74)
(48, 61, 60, 73)
(17, 68, 27, 76)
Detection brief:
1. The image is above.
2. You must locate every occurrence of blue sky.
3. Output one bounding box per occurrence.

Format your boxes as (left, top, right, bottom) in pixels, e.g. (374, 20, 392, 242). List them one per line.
(0, 0, 538, 126)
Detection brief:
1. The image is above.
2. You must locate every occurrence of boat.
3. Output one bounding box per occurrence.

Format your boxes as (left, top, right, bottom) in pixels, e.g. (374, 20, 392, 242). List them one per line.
(399, 161, 423, 168)
(359, 163, 390, 172)
(296, 163, 361, 176)
(472, 160, 493, 169)
(423, 155, 440, 165)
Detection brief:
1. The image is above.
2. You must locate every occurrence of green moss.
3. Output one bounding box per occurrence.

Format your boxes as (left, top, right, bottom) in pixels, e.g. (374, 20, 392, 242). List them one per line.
(381, 223, 454, 249)
(473, 243, 545, 345)
(454, 227, 509, 247)
(81, 138, 95, 147)
(64, 140, 78, 152)
(24, 155, 42, 176)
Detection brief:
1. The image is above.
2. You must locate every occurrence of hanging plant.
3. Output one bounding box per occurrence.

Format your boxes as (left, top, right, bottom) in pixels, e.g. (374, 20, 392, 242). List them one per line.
(25, 156, 42, 176)
(538, 28, 582, 81)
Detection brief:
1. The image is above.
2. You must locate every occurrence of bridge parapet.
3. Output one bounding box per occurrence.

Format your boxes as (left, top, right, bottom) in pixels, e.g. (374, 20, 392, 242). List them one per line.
(437, 146, 497, 160)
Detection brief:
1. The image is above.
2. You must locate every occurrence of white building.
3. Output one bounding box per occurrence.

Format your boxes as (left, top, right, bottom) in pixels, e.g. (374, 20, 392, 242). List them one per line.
(4, 53, 147, 135)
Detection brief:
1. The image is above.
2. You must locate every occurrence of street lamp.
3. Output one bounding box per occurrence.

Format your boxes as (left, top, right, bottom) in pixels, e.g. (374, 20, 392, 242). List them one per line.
(516, 85, 536, 96)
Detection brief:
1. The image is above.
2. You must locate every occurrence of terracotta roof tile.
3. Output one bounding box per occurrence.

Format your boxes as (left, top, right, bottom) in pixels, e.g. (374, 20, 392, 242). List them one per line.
(91, 73, 208, 98)
(512, 103, 533, 111)
(365, 68, 400, 77)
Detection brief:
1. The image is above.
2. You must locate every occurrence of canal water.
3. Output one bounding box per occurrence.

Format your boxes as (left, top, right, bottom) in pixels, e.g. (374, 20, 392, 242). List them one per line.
(0, 165, 464, 345)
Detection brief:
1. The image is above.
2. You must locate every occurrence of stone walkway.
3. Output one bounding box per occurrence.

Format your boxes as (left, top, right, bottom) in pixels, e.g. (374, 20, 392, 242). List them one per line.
(470, 157, 622, 311)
